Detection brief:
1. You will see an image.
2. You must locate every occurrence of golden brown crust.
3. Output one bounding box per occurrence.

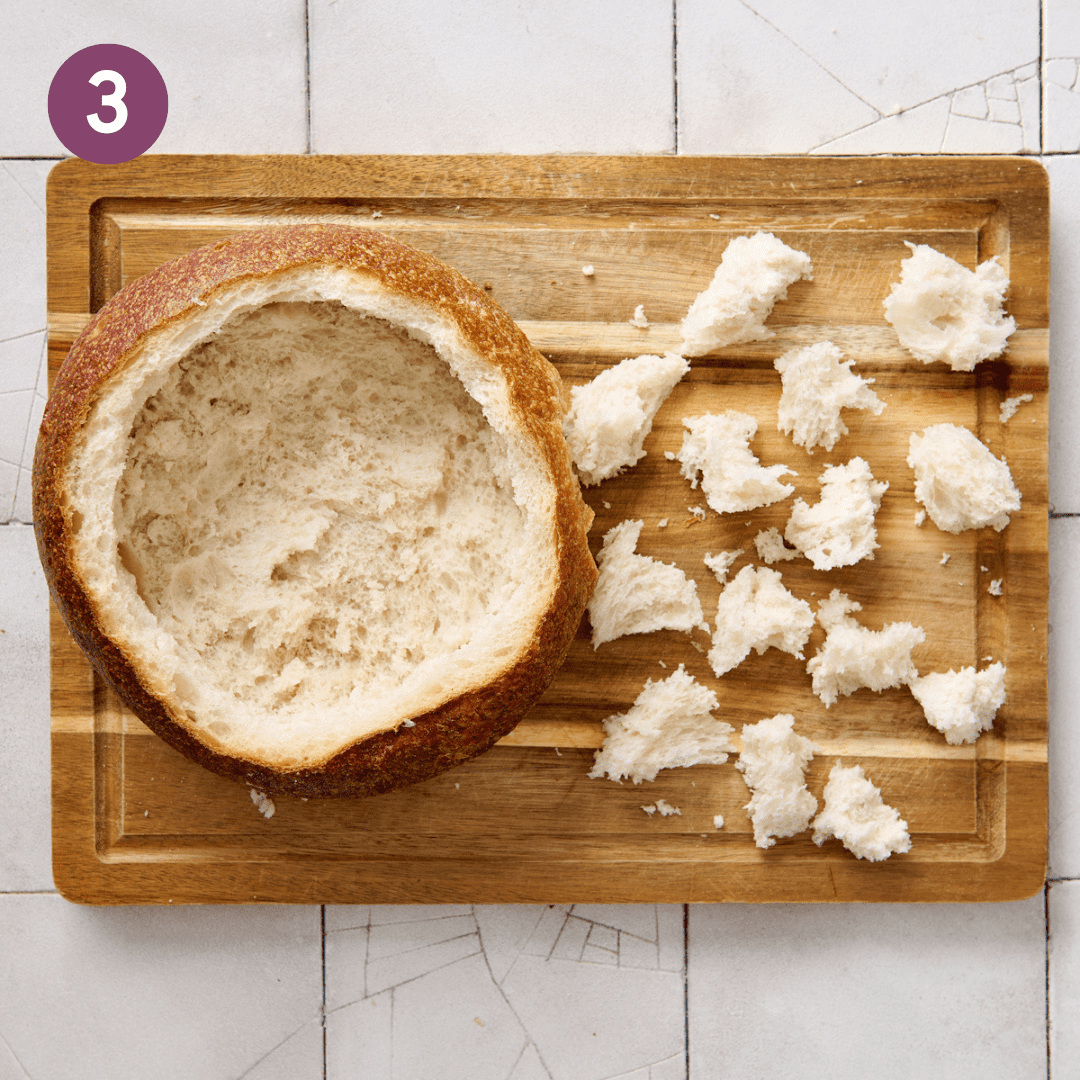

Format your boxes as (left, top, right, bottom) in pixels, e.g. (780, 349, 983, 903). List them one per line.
(33, 224, 597, 798)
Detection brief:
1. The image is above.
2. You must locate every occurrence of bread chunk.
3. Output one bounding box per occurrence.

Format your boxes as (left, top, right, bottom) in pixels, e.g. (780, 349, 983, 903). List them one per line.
(676, 411, 796, 515)
(33, 225, 597, 797)
(909, 663, 1007, 744)
(589, 665, 735, 784)
(812, 762, 911, 861)
(807, 591, 924, 707)
(563, 352, 689, 486)
(679, 232, 812, 357)
(774, 341, 884, 453)
(907, 423, 1021, 533)
(883, 242, 1015, 370)
(587, 519, 706, 648)
(735, 714, 818, 849)
(708, 565, 814, 677)
(783, 457, 888, 570)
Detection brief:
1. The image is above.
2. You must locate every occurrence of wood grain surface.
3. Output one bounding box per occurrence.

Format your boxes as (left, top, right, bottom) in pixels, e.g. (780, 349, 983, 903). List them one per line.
(45, 155, 1048, 904)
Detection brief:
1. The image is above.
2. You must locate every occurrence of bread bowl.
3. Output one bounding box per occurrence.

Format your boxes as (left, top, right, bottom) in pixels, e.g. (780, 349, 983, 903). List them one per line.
(33, 223, 597, 798)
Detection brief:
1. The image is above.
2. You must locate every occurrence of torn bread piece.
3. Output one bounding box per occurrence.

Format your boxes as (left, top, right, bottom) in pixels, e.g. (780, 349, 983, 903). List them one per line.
(589, 664, 736, 784)
(563, 353, 689, 486)
(883, 242, 1015, 371)
(704, 549, 744, 583)
(812, 761, 911, 862)
(754, 527, 799, 564)
(1000, 393, 1033, 423)
(677, 412, 796, 515)
(587, 519, 706, 648)
(679, 232, 813, 357)
(708, 565, 814, 678)
(735, 713, 818, 849)
(908, 424, 1021, 533)
(774, 341, 885, 453)
(807, 590, 924, 707)
(909, 662, 1006, 745)
(783, 457, 888, 571)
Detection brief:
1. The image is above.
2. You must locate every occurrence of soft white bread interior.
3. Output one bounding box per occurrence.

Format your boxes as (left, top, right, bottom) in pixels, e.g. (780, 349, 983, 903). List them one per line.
(34, 225, 596, 797)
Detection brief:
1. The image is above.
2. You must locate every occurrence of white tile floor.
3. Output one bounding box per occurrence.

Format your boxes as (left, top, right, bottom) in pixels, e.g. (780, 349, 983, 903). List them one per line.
(1, 1, 1075, 1077)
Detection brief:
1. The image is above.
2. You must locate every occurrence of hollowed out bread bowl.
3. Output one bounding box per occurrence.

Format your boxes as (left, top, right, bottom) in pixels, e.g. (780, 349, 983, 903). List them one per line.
(34, 224, 597, 798)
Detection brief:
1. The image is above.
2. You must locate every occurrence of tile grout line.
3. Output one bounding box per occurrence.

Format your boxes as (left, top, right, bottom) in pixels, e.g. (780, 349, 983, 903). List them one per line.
(305, 0, 313, 155)
(321, 904, 327, 1080)
(672, 0, 679, 155)
(683, 903, 690, 1077)
(1045, 881, 1051, 1080)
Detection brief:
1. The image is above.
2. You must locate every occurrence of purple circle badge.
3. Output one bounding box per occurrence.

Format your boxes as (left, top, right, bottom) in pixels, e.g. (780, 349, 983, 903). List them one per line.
(48, 45, 168, 165)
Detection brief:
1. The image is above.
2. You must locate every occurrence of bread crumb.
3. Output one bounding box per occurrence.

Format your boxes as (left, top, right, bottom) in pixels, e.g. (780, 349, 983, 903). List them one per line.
(774, 341, 885, 453)
(401, 719, 415, 727)
(812, 761, 911, 861)
(371, 210, 382, 219)
(807, 591, 924, 707)
(908, 424, 1021, 532)
(754, 526, 799, 564)
(587, 519, 706, 647)
(884, 243, 1014, 370)
(590, 665, 735, 784)
(709, 565, 814, 677)
(1000, 393, 1033, 422)
(630, 304, 650, 328)
(989, 579, 1003, 596)
(703, 548, 743, 584)
(940, 552, 950, 565)
(563, 353, 689, 486)
(910, 662, 1006, 744)
(603, 501, 612, 510)
(713, 814, 725, 828)
(658, 659, 667, 668)
(981, 565, 989, 572)
(582, 265, 595, 276)
(709, 213, 720, 220)
(250, 788, 276, 819)
(783, 458, 887, 570)
(664, 451, 676, 461)
(914, 509, 926, 526)
(680, 232, 812, 356)
(736, 714, 818, 848)
(658, 518, 668, 528)
(642, 799, 681, 817)
(689, 505, 706, 521)
(677, 411, 796, 515)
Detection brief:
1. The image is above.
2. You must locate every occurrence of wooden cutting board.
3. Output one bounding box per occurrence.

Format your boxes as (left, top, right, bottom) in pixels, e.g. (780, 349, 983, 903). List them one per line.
(46, 155, 1048, 904)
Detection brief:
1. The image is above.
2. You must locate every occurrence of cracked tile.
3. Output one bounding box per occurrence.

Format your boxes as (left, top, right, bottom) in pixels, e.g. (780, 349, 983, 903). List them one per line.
(0, 163, 49, 341)
(309, 0, 675, 154)
(688, 898, 1047, 1080)
(0, 896, 323, 1080)
(325, 904, 686, 1080)
(676, 0, 878, 153)
(817, 65, 1039, 154)
(736, 0, 1039, 116)
(1049, 881, 1080, 1078)
(0, 525, 50, 892)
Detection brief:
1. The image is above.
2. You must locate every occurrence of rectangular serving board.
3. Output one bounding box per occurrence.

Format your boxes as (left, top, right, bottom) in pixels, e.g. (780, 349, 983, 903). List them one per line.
(46, 155, 1048, 904)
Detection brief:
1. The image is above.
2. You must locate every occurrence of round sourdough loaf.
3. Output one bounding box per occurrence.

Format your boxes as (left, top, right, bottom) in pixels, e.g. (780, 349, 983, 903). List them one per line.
(34, 224, 597, 798)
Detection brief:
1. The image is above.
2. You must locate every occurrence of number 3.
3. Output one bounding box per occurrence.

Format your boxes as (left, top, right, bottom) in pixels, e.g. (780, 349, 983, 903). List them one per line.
(87, 69, 128, 134)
